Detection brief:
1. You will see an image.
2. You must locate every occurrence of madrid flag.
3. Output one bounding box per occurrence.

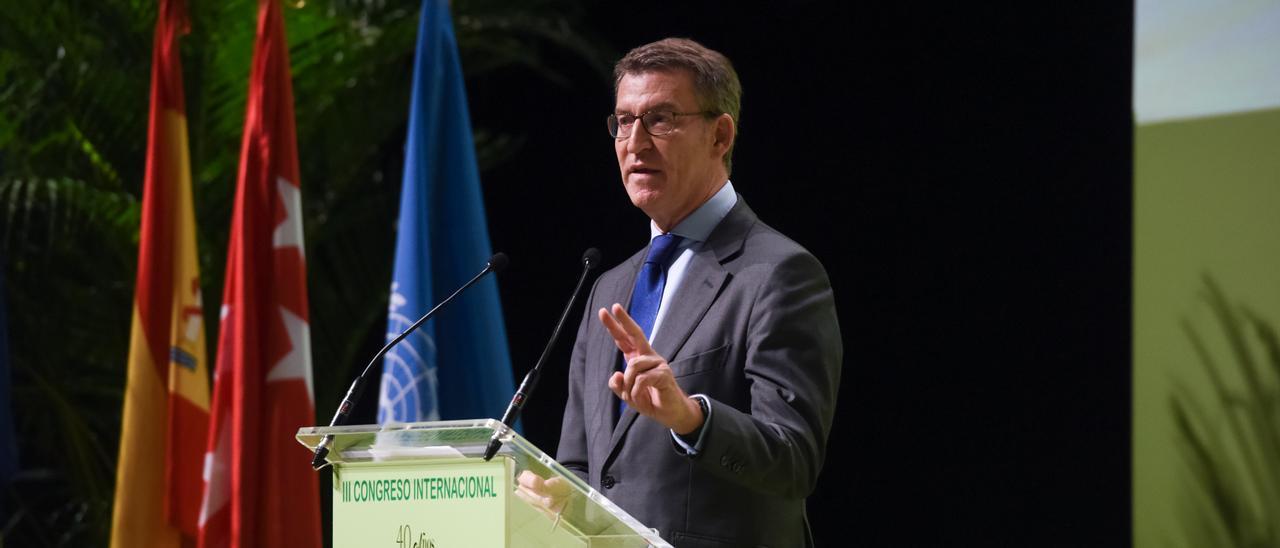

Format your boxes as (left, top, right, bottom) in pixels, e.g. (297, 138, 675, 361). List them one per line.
(197, 0, 321, 546)
(110, 0, 210, 545)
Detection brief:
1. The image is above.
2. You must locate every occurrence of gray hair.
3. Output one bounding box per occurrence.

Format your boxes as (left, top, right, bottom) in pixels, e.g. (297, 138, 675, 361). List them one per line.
(614, 38, 741, 173)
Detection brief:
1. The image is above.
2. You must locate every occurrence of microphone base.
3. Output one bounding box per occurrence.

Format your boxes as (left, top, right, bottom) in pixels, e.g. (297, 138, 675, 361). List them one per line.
(311, 446, 331, 470)
(482, 438, 502, 461)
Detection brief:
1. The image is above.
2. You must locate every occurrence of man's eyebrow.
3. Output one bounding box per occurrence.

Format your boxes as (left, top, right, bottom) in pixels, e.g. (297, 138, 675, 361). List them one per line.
(615, 102, 680, 115)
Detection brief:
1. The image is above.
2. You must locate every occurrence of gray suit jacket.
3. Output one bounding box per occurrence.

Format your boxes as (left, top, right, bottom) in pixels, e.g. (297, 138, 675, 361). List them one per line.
(557, 197, 843, 548)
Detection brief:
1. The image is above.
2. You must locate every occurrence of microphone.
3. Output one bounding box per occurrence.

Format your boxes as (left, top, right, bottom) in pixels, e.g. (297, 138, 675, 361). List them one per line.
(311, 252, 509, 470)
(483, 248, 603, 461)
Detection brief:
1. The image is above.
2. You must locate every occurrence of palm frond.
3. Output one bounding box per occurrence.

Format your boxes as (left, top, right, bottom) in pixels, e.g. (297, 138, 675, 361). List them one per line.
(1172, 275, 1280, 547)
(1, 0, 607, 543)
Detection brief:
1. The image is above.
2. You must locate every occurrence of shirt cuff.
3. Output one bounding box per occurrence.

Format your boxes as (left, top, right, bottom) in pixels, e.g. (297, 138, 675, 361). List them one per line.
(670, 394, 712, 456)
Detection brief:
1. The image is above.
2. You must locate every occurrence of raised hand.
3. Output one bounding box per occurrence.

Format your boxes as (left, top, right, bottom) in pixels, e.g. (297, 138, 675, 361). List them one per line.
(599, 303, 703, 434)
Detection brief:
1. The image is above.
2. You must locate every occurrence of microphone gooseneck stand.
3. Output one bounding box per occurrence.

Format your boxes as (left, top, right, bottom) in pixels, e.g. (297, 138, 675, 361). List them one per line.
(310, 253, 509, 470)
(483, 248, 602, 461)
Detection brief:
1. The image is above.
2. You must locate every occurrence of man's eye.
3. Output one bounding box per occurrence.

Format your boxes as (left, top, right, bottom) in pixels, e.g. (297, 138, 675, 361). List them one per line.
(617, 115, 638, 125)
(647, 112, 675, 125)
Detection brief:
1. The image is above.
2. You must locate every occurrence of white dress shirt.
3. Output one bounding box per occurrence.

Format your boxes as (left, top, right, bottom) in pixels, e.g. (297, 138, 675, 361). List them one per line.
(643, 180, 737, 455)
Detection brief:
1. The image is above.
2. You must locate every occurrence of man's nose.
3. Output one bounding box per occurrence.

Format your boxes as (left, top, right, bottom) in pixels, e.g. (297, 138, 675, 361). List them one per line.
(624, 123, 654, 153)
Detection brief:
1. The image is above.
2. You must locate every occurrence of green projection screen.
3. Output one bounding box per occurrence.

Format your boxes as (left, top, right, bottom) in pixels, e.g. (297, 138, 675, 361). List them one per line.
(1133, 1, 1280, 546)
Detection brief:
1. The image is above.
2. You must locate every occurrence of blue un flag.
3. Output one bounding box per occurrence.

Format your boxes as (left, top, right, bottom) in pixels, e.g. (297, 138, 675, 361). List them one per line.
(377, 0, 514, 424)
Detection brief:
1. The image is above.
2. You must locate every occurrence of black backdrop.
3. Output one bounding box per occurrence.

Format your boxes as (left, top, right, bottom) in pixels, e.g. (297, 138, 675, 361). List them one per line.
(396, 2, 1130, 545)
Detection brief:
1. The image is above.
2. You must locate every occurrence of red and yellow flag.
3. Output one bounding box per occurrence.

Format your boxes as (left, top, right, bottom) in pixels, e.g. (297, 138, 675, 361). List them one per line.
(110, 0, 210, 545)
(197, 0, 321, 545)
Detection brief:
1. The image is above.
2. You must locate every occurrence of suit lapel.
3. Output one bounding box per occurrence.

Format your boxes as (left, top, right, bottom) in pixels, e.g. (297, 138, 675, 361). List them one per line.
(590, 251, 641, 474)
(651, 247, 728, 364)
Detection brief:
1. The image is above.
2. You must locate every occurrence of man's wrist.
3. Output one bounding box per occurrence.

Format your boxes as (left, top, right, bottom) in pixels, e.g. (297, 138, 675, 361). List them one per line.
(674, 395, 708, 436)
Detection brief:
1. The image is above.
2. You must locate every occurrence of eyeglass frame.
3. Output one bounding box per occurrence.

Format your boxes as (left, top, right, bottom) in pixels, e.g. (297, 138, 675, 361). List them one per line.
(606, 110, 720, 140)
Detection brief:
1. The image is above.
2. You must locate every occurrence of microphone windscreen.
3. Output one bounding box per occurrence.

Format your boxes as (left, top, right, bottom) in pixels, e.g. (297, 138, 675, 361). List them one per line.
(488, 252, 510, 273)
(582, 248, 603, 270)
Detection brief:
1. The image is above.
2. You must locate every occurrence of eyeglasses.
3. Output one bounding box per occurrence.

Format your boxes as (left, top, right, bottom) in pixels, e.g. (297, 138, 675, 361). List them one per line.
(607, 110, 718, 139)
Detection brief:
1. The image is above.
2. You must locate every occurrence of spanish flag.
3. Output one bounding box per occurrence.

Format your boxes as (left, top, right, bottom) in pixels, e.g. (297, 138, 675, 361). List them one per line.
(110, 0, 210, 545)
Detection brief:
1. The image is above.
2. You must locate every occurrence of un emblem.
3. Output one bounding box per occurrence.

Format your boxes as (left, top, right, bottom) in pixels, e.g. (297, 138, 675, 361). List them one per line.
(378, 283, 439, 423)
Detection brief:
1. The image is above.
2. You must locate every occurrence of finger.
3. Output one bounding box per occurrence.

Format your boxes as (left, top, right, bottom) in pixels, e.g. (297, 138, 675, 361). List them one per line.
(622, 355, 663, 393)
(610, 303, 654, 353)
(598, 307, 636, 354)
(515, 483, 544, 501)
(608, 371, 627, 401)
(630, 376, 659, 415)
(548, 495, 568, 513)
(640, 384, 664, 414)
(628, 368, 662, 413)
(513, 485, 558, 515)
(543, 477, 570, 496)
(516, 471, 544, 490)
(626, 354, 663, 373)
(633, 366, 684, 420)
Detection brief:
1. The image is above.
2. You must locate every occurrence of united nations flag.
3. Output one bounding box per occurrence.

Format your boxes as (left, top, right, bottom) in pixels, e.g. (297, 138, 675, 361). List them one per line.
(378, 0, 515, 425)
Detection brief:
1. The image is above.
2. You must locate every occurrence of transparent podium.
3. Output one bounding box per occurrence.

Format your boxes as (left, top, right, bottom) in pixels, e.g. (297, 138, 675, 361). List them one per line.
(297, 419, 672, 547)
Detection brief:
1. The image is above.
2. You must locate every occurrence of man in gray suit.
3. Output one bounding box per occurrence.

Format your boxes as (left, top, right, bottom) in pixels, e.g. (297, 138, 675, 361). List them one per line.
(550, 38, 842, 547)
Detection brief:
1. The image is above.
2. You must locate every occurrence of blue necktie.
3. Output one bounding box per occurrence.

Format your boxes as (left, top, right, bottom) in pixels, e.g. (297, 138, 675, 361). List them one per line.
(618, 233, 683, 418)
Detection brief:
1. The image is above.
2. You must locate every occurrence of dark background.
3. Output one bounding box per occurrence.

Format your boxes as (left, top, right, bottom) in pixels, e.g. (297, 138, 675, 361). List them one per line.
(468, 2, 1131, 545)
(0, 0, 1133, 545)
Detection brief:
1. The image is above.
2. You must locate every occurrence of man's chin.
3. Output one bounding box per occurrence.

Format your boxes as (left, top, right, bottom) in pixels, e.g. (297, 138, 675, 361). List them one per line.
(625, 183, 664, 206)
(629, 197, 659, 216)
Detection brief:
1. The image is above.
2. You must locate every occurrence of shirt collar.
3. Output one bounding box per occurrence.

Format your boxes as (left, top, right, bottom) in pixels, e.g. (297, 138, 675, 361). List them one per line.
(649, 180, 738, 243)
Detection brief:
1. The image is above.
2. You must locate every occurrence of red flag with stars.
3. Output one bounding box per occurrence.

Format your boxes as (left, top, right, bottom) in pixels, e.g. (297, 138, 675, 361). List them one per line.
(197, 0, 320, 545)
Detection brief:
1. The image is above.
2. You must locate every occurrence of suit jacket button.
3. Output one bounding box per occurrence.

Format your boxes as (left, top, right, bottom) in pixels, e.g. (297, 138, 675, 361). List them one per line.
(602, 475, 616, 489)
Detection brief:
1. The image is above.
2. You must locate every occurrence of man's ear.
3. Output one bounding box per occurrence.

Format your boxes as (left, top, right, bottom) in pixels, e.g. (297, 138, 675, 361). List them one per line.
(713, 113, 736, 158)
